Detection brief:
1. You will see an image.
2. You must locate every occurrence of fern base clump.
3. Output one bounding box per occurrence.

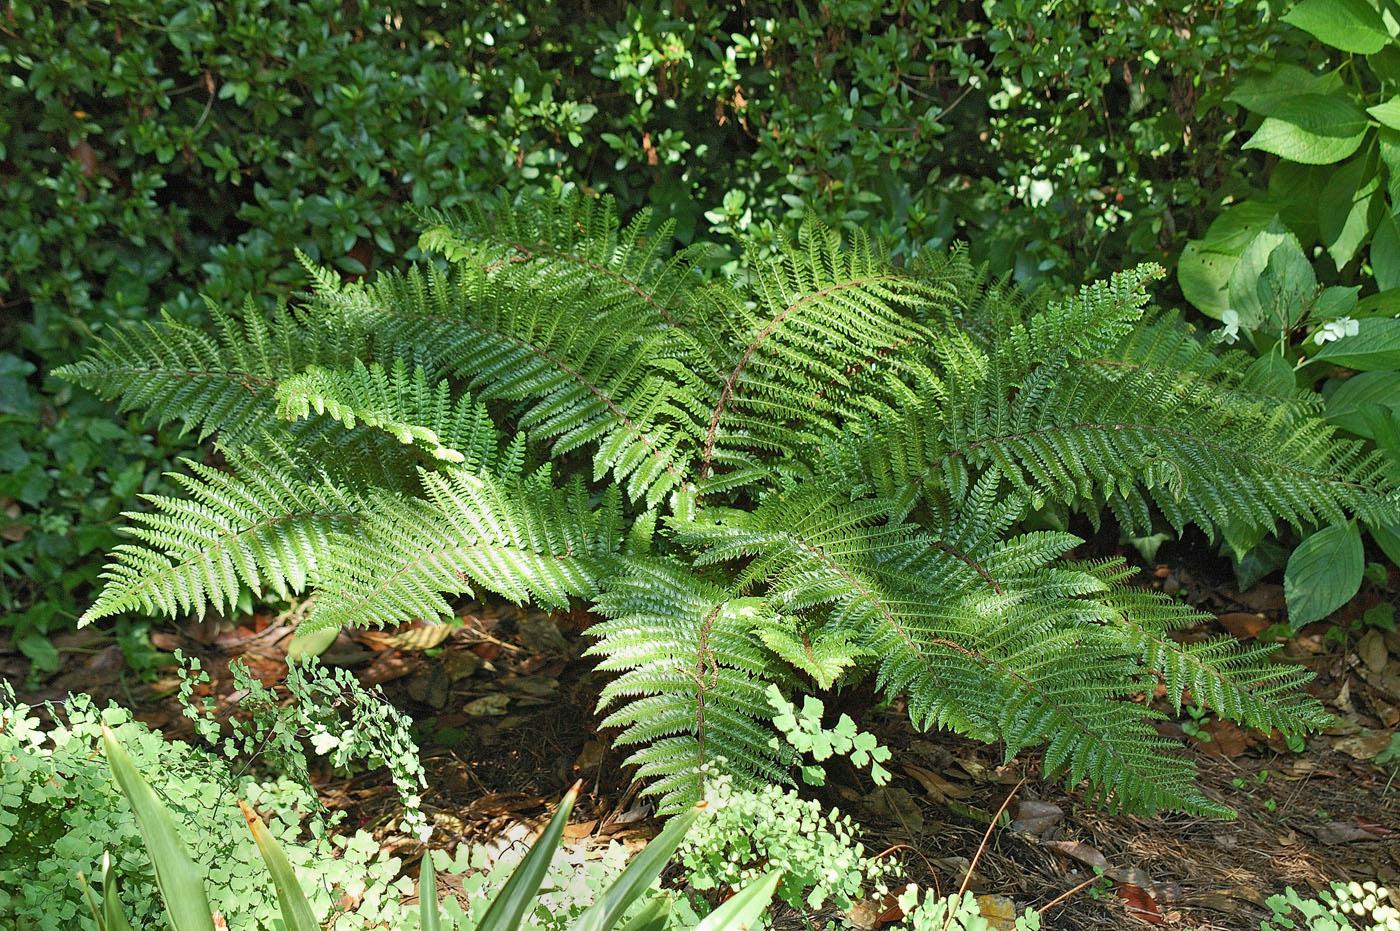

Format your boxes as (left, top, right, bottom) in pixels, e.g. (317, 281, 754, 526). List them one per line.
(58, 192, 1397, 817)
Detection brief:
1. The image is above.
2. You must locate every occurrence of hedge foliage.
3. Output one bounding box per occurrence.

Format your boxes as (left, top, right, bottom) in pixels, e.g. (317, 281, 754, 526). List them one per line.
(1, 0, 1285, 653)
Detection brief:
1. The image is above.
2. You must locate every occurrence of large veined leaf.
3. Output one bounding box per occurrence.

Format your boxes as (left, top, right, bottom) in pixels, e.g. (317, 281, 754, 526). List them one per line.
(1318, 158, 1381, 268)
(1243, 94, 1369, 165)
(1281, 0, 1391, 54)
(1177, 242, 1237, 317)
(1284, 521, 1364, 630)
(1228, 64, 1345, 116)
(1314, 318, 1400, 370)
(1369, 520, 1400, 565)
(1371, 214, 1400, 291)
(1226, 223, 1303, 328)
(1369, 97, 1400, 132)
(1326, 371, 1400, 438)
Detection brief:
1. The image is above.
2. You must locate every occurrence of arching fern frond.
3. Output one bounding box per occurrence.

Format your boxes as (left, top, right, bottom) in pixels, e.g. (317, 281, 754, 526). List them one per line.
(418, 190, 709, 327)
(587, 558, 791, 814)
(673, 480, 1301, 816)
(1093, 577, 1329, 734)
(275, 358, 497, 468)
(54, 298, 349, 447)
(306, 467, 621, 632)
(304, 261, 699, 505)
(690, 218, 951, 483)
(81, 449, 361, 624)
(824, 308, 1400, 537)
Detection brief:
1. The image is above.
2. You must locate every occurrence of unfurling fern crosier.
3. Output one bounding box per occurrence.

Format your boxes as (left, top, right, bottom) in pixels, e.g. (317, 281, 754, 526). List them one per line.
(60, 192, 1396, 817)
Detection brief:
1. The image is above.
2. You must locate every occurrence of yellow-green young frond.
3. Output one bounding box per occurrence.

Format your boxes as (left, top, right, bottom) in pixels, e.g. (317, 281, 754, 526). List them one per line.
(306, 469, 622, 632)
(417, 190, 711, 327)
(586, 559, 792, 814)
(998, 263, 1165, 372)
(54, 299, 352, 447)
(81, 452, 361, 625)
(305, 260, 700, 505)
(753, 616, 869, 690)
(275, 358, 498, 469)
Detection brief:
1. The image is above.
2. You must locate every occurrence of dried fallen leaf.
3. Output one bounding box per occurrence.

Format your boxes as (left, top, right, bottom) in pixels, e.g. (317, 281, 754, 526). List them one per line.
(975, 894, 1021, 930)
(1217, 612, 1270, 639)
(1333, 731, 1393, 760)
(443, 649, 484, 680)
(846, 889, 906, 931)
(1044, 840, 1109, 871)
(563, 819, 598, 840)
(1358, 629, 1389, 674)
(517, 615, 571, 657)
(1200, 719, 1252, 758)
(1116, 883, 1164, 925)
(407, 666, 451, 709)
(463, 693, 511, 716)
(903, 764, 973, 802)
(1009, 799, 1063, 836)
(865, 786, 925, 833)
(387, 621, 453, 652)
(1303, 821, 1386, 845)
(573, 740, 607, 775)
(361, 650, 416, 686)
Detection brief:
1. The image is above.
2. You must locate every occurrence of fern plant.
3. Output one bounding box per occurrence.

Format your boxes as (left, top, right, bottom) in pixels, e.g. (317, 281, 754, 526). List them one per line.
(59, 192, 1398, 818)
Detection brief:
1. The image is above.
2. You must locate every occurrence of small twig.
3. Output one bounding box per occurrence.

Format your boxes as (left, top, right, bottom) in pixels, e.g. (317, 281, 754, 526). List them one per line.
(1037, 873, 1101, 917)
(871, 841, 939, 889)
(945, 777, 1023, 931)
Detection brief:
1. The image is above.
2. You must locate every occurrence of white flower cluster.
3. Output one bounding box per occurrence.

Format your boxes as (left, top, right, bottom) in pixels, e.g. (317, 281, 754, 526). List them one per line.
(1313, 316, 1360, 345)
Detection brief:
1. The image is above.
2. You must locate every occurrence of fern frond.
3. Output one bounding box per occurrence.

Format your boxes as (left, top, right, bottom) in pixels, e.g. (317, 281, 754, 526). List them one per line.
(275, 358, 497, 468)
(306, 468, 620, 632)
(55, 298, 347, 446)
(691, 217, 952, 482)
(998, 264, 1165, 371)
(1093, 576, 1329, 734)
(304, 261, 699, 505)
(418, 191, 708, 327)
(80, 449, 360, 625)
(824, 308, 1400, 536)
(676, 482, 1236, 815)
(587, 559, 791, 814)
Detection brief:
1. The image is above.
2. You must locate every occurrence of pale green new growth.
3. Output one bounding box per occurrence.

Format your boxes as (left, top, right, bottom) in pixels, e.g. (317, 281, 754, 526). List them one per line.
(60, 192, 1397, 818)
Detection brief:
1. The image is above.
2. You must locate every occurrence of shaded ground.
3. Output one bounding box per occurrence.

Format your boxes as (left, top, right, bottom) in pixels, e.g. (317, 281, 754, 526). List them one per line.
(5, 547, 1397, 930)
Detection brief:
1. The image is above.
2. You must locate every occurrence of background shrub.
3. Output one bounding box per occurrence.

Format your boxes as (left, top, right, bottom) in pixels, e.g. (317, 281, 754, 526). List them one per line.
(2, 0, 1284, 650)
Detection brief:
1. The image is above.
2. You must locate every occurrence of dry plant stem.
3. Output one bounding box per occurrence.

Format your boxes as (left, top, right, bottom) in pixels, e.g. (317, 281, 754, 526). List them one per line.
(945, 778, 1024, 931)
(871, 843, 942, 898)
(1036, 874, 1101, 917)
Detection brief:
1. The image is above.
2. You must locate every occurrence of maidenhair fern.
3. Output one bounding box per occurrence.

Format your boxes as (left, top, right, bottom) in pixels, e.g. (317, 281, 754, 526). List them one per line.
(59, 192, 1396, 818)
